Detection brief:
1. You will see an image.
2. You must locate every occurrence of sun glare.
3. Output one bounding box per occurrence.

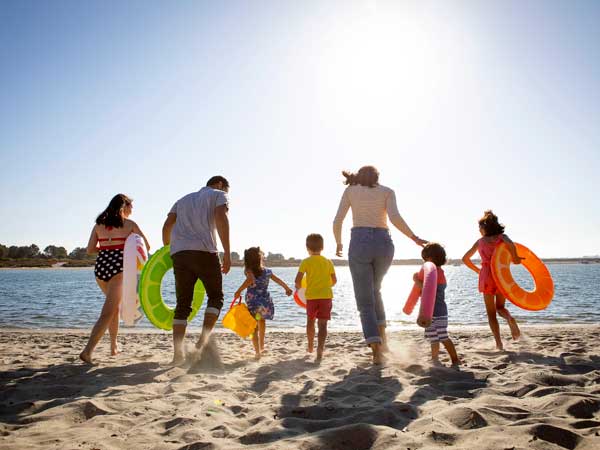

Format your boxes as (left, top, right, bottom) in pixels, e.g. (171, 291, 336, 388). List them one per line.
(317, 6, 463, 131)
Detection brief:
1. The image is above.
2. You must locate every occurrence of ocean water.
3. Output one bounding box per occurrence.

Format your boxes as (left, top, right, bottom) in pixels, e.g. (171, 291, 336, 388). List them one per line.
(0, 264, 599, 330)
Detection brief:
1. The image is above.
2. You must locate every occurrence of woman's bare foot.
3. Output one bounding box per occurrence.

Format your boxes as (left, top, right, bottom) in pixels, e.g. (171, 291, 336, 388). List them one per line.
(254, 352, 261, 361)
(370, 343, 385, 365)
(110, 343, 120, 356)
(307, 343, 314, 353)
(373, 354, 385, 365)
(508, 318, 521, 341)
(79, 351, 93, 364)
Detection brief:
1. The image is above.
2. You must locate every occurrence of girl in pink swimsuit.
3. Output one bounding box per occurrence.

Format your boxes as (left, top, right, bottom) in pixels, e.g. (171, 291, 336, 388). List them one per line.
(462, 210, 523, 350)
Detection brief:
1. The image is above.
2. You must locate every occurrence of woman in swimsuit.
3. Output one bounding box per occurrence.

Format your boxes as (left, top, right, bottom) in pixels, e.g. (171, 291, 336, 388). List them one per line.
(79, 194, 150, 364)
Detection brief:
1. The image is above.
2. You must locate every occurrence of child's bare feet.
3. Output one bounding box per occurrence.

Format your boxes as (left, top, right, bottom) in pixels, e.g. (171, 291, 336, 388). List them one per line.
(508, 317, 521, 341)
(79, 351, 93, 365)
(316, 349, 323, 363)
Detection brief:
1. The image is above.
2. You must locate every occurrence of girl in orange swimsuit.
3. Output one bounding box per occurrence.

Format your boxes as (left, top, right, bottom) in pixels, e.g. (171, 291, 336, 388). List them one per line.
(462, 210, 523, 350)
(79, 194, 150, 364)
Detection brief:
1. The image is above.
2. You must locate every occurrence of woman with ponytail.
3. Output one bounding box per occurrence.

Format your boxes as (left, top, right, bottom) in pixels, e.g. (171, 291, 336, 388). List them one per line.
(79, 194, 150, 364)
(333, 166, 427, 364)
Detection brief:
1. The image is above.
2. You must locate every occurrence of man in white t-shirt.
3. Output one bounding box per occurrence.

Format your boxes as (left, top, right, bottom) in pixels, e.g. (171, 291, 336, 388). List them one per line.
(162, 175, 231, 364)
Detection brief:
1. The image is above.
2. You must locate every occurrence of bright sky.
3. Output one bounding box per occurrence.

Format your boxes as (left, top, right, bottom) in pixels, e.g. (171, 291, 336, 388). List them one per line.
(1, 0, 599, 259)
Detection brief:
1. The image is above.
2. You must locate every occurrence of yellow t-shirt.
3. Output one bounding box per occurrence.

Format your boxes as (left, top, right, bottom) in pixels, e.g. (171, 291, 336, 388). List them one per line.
(298, 255, 335, 300)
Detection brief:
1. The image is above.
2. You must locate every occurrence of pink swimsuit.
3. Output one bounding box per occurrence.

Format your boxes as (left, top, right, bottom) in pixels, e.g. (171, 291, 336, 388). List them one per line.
(477, 236, 503, 295)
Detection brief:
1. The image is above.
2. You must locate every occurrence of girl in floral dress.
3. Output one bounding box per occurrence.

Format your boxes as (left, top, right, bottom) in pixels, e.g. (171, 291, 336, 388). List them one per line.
(234, 247, 293, 359)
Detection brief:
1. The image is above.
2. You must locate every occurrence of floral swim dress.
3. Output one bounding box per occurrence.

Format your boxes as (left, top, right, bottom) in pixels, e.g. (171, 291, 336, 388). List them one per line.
(245, 268, 275, 320)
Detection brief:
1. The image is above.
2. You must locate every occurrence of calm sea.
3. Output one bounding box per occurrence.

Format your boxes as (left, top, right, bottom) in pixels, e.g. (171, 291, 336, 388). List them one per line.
(0, 264, 598, 330)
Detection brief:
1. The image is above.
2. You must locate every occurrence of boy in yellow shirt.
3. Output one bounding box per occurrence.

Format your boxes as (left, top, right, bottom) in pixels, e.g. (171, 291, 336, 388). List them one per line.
(295, 234, 337, 362)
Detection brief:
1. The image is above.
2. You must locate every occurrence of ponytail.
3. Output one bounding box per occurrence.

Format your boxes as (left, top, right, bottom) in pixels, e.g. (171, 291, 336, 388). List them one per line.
(478, 210, 505, 236)
(342, 166, 379, 187)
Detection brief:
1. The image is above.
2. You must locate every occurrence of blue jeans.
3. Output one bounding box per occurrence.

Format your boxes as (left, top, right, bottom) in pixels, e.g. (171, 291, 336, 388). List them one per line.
(348, 227, 395, 344)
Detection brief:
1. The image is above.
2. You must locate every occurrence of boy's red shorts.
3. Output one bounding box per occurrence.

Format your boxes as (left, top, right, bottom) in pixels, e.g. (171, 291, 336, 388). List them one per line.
(306, 298, 332, 320)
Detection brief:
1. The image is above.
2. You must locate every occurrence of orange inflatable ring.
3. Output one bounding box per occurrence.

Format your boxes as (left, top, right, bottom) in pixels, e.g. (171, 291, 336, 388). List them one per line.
(293, 276, 307, 309)
(491, 242, 554, 311)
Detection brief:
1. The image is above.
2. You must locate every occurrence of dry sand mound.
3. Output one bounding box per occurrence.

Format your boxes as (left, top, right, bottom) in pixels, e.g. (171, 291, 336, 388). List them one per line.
(1, 326, 599, 449)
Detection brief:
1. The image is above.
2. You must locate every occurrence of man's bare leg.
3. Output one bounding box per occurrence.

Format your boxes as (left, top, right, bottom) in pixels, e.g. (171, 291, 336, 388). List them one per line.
(172, 322, 187, 365)
(195, 312, 219, 353)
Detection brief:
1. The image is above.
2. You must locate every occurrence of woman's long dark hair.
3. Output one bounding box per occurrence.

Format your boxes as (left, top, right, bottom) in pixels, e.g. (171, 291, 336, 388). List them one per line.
(478, 210, 505, 236)
(342, 165, 379, 187)
(96, 194, 132, 228)
(244, 247, 264, 278)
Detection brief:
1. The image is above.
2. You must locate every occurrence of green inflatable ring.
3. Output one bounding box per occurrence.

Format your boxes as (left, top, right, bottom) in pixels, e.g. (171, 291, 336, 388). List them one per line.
(138, 245, 205, 330)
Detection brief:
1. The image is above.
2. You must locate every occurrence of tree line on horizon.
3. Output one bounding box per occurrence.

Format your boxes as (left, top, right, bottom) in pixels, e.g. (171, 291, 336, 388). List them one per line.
(0, 244, 94, 260)
(0, 244, 299, 263)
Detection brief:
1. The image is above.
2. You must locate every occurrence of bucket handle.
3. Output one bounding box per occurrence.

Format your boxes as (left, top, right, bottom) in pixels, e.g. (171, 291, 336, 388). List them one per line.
(228, 296, 242, 310)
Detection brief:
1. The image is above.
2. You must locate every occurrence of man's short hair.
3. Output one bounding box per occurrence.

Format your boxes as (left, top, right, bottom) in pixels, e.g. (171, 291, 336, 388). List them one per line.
(206, 175, 229, 188)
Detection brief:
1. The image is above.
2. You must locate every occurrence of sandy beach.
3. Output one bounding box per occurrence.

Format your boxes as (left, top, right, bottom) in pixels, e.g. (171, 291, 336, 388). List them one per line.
(1, 325, 599, 450)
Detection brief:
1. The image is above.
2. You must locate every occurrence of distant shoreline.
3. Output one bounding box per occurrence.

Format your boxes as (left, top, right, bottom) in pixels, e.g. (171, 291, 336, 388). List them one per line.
(1, 258, 598, 269)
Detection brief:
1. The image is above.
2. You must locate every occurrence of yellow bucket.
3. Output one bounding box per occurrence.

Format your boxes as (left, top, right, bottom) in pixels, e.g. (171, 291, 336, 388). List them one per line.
(222, 297, 257, 339)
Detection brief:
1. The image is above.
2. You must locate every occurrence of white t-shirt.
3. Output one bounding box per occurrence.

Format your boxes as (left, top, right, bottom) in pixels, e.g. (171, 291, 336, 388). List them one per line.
(169, 187, 228, 255)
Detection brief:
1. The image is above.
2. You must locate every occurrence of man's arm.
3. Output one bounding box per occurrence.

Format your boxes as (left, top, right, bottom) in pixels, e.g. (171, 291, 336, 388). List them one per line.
(215, 205, 231, 273)
(162, 213, 177, 246)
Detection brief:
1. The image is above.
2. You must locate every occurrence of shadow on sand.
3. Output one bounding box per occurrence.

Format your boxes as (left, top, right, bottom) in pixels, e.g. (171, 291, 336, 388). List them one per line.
(0, 361, 169, 424)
